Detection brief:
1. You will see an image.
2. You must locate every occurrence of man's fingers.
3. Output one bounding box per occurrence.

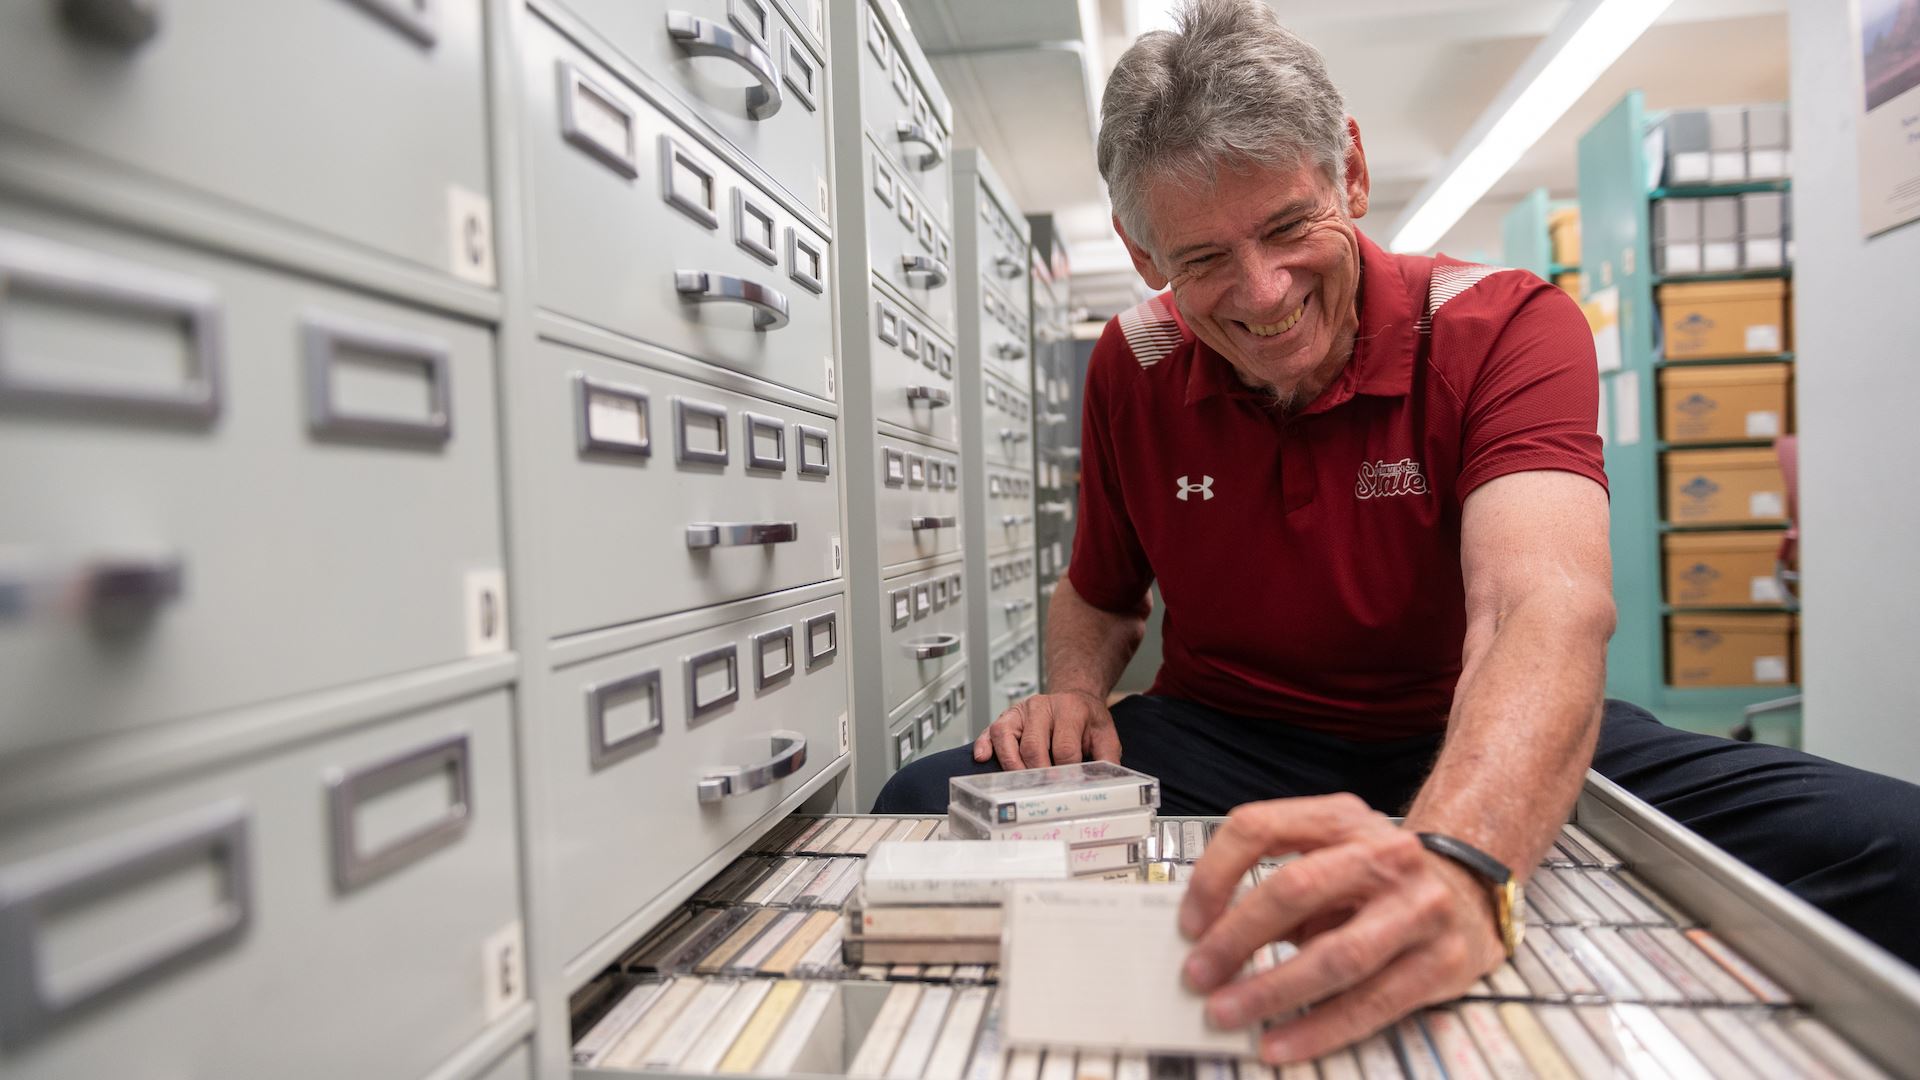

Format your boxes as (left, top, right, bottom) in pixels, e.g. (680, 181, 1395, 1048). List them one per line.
(1088, 719, 1123, 763)
(1180, 794, 1382, 940)
(1051, 703, 1086, 765)
(1017, 701, 1054, 768)
(1203, 867, 1454, 1033)
(972, 729, 992, 762)
(1256, 933, 1475, 1064)
(1183, 835, 1417, 993)
(993, 709, 1027, 771)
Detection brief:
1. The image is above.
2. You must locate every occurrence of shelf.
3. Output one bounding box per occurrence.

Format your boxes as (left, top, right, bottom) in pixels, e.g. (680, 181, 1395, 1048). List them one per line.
(1651, 267, 1781, 284)
(1549, 262, 1580, 276)
(1662, 604, 1796, 616)
(1650, 180, 1791, 199)
(1658, 439, 1784, 451)
(1656, 352, 1794, 367)
(1658, 684, 1801, 704)
(1659, 521, 1790, 533)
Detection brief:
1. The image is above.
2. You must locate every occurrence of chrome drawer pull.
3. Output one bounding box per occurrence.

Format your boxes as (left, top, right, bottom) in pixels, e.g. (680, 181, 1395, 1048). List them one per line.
(697, 731, 807, 802)
(1003, 599, 1034, 614)
(994, 254, 1025, 279)
(666, 11, 783, 120)
(895, 122, 945, 169)
(1004, 679, 1039, 700)
(675, 270, 790, 330)
(907, 633, 963, 660)
(1000, 514, 1033, 527)
(906, 385, 951, 408)
(58, 0, 162, 48)
(0, 550, 185, 630)
(908, 515, 956, 531)
(1040, 501, 1072, 514)
(994, 342, 1029, 361)
(900, 255, 949, 289)
(998, 428, 1030, 443)
(686, 521, 799, 548)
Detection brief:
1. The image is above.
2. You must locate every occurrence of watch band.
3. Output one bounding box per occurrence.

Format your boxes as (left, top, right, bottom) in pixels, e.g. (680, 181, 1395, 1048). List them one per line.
(1415, 832, 1513, 885)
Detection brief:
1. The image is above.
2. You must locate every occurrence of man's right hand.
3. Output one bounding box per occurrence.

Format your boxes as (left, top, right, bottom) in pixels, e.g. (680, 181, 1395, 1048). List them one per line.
(971, 690, 1122, 770)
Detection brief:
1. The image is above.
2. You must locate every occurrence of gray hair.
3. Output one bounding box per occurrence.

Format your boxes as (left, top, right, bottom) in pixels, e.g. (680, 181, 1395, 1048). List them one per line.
(1097, 0, 1350, 255)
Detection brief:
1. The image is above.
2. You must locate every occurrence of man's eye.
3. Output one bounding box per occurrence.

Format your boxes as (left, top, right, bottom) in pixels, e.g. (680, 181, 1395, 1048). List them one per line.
(1268, 220, 1302, 239)
(1185, 254, 1220, 271)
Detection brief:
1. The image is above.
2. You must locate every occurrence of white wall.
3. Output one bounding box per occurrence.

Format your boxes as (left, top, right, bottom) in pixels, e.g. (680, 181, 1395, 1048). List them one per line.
(1788, 0, 1920, 782)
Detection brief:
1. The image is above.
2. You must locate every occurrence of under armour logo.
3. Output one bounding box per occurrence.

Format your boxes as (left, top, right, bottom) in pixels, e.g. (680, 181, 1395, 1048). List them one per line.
(1175, 475, 1214, 501)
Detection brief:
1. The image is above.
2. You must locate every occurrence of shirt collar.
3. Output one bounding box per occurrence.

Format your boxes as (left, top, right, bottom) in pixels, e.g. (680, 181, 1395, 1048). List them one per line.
(1180, 229, 1422, 411)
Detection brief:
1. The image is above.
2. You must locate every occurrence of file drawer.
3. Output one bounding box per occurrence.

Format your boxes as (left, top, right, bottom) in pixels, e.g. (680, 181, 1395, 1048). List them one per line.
(523, 12, 835, 402)
(857, 1, 953, 225)
(989, 629, 1041, 714)
(865, 145, 956, 334)
(539, 594, 846, 966)
(874, 434, 963, 570)
(987, 549, 1039, 638)
(0, 689, 522, 1078)
(0, 216, 504, 757)
(536, 339, 840, 637)
(878, 563, 968, 714)
(975, 200, 1030, 320)
(984, 465, 1037, 555)
(0, 0, 492, 281)
(886, 665, 968, 771)
(981, 372, 1033, 468)
(870, 292, 957, 445)
(554, 0, 830, 213)
(981, 284, 1031, 386)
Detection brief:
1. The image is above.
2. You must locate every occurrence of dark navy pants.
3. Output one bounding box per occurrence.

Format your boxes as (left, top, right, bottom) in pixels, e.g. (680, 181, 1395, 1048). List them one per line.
(873, 695, 1920, 966)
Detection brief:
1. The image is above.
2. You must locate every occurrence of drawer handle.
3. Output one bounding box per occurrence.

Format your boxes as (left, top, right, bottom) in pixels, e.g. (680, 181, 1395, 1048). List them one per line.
(0, 801, 250, 1047)
(906, 385, 951, 408)
(58, 0, 162, 48)
(0, 550, 185, 630)
(1003, 599, 1035, 614)
(1004, 679, 1039, 700)
(895, 122, 945, 170)
(994, 343, 1029, 361)
(908, 515, 956, 531)
(666, 11, 784, 120)
(686, 521, 799, 548)
(998, 427, 1029, 444)
(1001, 514, 1033, 527)
(907, 633, 963, 660)
(994, 254, 1025, 280)
(1040, 501, 1072, 514)
(900, 255, 949, 289)
(326, 734, 472, 893)
(675, 270, 790, 331)
(696, 731, 807, 802)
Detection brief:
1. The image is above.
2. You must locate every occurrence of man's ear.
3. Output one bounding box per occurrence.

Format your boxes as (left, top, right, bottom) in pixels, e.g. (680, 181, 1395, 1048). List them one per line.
(1344, 116, 1371, 220)
(1113, 213, 1169, 290)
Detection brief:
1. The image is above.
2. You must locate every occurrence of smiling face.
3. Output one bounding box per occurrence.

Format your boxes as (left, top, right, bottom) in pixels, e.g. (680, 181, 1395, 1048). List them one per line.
(1116, 119, 1372, 410)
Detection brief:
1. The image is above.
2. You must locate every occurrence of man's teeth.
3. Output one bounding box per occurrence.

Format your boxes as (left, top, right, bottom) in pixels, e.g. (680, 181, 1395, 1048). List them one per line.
(1245, 303, 1306, 337)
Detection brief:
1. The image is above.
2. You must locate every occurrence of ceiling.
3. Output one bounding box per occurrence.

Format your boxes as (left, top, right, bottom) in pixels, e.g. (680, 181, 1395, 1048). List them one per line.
(895, 0, 1789, 318)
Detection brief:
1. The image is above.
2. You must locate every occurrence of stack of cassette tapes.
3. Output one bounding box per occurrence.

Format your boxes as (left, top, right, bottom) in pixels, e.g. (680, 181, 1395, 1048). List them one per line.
(948, 761, 1161, 880)
(843, 840, 1073, 966)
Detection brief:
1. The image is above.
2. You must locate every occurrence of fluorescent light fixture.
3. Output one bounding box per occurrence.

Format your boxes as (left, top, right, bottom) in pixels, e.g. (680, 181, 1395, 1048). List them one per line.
(1388, 0, 1675, 254)
(1127, 0, 1178, 36)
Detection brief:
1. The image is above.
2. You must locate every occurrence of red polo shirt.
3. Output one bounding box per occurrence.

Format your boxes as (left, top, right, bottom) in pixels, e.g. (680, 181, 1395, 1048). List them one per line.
(1069, 232, 1607, 740)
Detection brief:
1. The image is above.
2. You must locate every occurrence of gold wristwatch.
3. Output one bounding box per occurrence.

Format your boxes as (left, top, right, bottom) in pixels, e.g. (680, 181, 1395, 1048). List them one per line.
(1416, 832, 1525, 959)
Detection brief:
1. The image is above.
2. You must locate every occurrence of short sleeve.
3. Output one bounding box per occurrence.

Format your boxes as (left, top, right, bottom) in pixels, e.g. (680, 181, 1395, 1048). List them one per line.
(1454, 281, 1609, 501)
(1066, 321, 1155, 612)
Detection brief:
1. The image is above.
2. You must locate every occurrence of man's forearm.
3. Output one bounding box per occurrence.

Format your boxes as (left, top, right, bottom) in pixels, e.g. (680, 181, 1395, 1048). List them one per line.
(1043, 578, 1151, 701)
(1403, 592, 1612, 880)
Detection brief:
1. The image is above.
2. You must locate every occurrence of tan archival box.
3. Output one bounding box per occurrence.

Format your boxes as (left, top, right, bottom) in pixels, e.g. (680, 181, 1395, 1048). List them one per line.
(1658, 279, 1789, 359)
(1664, 448, 1788, 525)
(1664, 530, 1789, 607)
(1659, 364, 1791, 443)
(1668, 612, 1795, 687)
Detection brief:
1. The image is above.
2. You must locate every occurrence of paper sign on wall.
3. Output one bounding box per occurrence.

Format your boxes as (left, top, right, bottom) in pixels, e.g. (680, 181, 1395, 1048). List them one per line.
(1612, 371, 1642, 446)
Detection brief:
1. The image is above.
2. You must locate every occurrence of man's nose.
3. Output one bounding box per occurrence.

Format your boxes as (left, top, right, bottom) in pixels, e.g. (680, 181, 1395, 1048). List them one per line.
(1235, 250, 1294, 313)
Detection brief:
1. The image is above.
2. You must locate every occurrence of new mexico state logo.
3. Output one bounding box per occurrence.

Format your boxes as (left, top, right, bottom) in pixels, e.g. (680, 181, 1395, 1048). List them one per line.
(1355, 458, 1429, 500)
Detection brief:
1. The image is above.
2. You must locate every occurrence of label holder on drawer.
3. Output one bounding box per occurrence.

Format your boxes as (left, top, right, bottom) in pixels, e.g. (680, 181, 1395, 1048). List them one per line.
(0, 230, 224, 423)
(732, 189, 780, 266)
(752, 625, 796, 689)
(575, 373, 652, 457)
(326, 734, 472, 894)
(302, 312, 453, 445)
(685, 643, 741, 719)
(796, 424, 831, 476)
(675, 396, 730, 465)
(559, 62, 638, 180)
(585, 668, 664, 770)
(743, 412, 788, 471)
(804, 611, 838, 668)
(0, 801, 252, 1048)
(787, 228, 825, 294)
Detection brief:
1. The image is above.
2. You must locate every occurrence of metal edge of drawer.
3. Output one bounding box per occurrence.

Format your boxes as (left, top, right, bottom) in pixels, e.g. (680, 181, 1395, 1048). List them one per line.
(421, 1006, 539, 1080)
(1576, 769, 1920, 1071)
(523, 0, 832, 241)
(558, 750, 849, 990)
(0, 653, 520, 823)
(546, 579, 846, 671)
(886, 664, 969, 771)
(533, 309, 840, 420)
(0, 134, 505, 327)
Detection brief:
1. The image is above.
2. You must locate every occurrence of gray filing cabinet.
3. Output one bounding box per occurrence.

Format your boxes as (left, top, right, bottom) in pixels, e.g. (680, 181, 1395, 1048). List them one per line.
(955, 150, 1041, 736)
(827, 0, 966, 810)
(1026, 220, 1078, 678)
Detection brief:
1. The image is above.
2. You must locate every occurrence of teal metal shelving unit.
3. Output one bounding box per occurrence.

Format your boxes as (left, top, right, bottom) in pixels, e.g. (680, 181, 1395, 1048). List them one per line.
(1576, 92, 1801, 745)
(1500, 187, 1579, 285)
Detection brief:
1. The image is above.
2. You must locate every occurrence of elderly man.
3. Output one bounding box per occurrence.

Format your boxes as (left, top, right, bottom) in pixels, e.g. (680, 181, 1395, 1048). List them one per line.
(876, 0, 1920, 1061)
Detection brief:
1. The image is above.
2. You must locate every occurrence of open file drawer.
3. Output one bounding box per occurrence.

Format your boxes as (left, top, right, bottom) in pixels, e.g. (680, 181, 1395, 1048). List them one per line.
(566, 774, 1920, 1079)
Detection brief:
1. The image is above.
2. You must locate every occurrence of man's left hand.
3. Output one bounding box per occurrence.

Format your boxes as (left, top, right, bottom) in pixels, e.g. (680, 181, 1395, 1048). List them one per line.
(1177, 794, 1506, 1063)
